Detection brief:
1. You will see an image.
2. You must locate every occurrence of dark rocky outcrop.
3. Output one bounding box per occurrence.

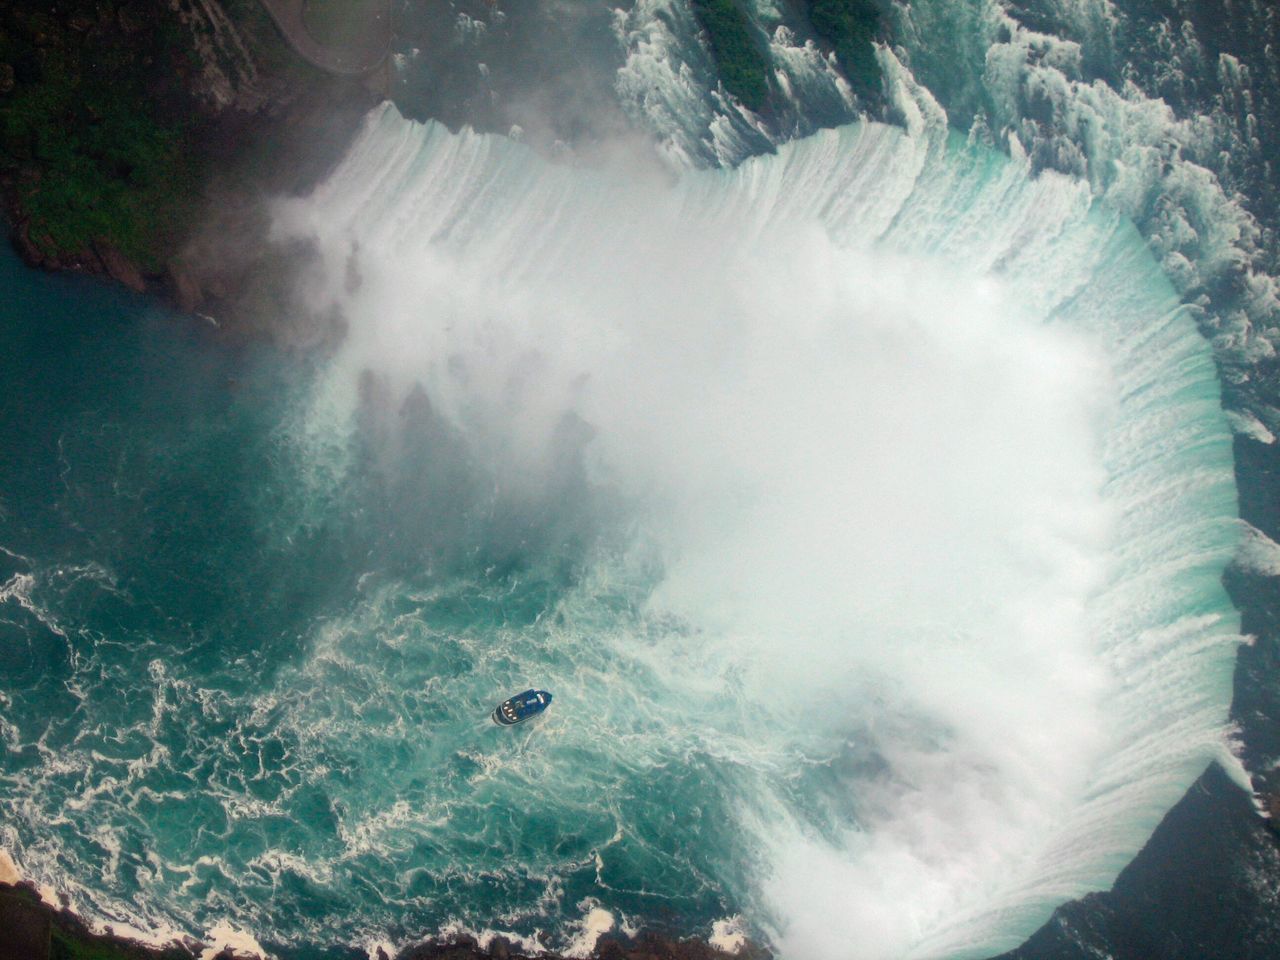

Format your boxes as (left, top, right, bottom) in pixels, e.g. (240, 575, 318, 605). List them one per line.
(0, 887, 50, 960)
(994, 763, 1280, 960)
(0, 879, 766, 960)
(0, 883, 198, 960)
(0, 0, 379, 344)
(395, 933, 770, 960)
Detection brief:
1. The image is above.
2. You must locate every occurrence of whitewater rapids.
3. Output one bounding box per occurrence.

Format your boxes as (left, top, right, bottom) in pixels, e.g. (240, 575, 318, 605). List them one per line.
(264, 103, 1243, 958)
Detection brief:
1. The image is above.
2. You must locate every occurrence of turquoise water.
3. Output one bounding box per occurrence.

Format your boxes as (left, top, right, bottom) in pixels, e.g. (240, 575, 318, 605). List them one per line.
(2, 241, 779, 956)
(0, 248, 745, 952)
(0, 109, 1244, 960)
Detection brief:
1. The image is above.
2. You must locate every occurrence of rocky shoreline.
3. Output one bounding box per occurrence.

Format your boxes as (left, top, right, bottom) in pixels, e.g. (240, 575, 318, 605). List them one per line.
(0, 878, 767, 960)
(0, 5, 779, 959)
(5, 2, 1280, 960)
(1, 0, 887, 345)
(0, 0, 382, 345)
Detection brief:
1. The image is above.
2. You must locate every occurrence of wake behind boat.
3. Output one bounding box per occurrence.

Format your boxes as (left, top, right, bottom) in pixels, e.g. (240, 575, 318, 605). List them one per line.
(492, 689, 552, 725)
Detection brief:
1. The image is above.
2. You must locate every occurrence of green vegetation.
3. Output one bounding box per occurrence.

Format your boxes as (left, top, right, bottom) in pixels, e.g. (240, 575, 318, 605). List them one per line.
(0, 1, 203, 271)
(52, 928, 140, 960)
(0, 884, 188, 960)
(807, 0, 882, 95)
(51, 925, 193, 960)
(690, 0, 771, 112)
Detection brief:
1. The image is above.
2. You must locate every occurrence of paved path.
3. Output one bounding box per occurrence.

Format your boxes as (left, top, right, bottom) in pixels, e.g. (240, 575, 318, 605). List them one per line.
(258, 0, 391, 76)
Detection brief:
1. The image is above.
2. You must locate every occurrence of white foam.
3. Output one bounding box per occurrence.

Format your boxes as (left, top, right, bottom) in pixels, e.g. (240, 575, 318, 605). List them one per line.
(1236, 523, 1280, 577)
(275, 106, 1240, 959)
(710, 916, 748, 954)
(0, 847, 21, 885)
(1226, 409, 1276, 444)
(0, 571, 66, 638)
(886, 0, 1280, 366)
(200, 921, 270, 960)
(437, 919, 547, 956)
(563, 903, 616, 958)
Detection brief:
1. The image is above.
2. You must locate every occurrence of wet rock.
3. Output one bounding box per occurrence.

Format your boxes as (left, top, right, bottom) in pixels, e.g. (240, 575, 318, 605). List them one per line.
(0, 889, 50, 960)
(0, 853, 18, 887)
(168, 259, 203, 312)
(1264, 791, 1280, 826)
(92, 240, 146, 292)
(12, 220, 46, 268)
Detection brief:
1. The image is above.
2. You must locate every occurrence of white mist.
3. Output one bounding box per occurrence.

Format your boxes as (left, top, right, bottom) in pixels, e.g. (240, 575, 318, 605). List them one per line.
(275, 105, 1241, 958)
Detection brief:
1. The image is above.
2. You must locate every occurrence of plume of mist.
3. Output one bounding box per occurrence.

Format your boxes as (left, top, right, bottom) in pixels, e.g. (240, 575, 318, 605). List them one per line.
(273, 105, 1240, 959)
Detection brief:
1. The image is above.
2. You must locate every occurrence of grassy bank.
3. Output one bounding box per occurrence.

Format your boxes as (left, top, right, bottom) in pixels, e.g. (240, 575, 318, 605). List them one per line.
(689, 0, 885, 114)
(807, 0, 882, 95)
(0, 1, 206, 272)
(690, 0, 771, 111)
(0, 0, 378, 339)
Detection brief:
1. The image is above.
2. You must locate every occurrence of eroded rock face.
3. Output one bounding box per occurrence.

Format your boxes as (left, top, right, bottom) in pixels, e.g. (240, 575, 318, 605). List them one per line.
(0, 889, 51, 960)
(0, 850, 20, 886)
(167, 0, 265, 112)
(93, 240, 147, 292)
(2, 0, 376, 341)
(1265, 792, 1280, 824)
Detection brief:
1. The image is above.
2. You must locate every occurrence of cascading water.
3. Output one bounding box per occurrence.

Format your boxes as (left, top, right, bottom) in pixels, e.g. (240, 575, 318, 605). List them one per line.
(0, 1, 1263, 958)
(608, 0, 1280, 364)
(257, 103, 1243, 956)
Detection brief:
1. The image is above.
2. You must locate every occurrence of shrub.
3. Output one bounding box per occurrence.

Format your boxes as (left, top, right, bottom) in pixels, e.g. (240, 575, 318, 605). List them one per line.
(808, 0, 882, 95)
(691, 0, 771, 111)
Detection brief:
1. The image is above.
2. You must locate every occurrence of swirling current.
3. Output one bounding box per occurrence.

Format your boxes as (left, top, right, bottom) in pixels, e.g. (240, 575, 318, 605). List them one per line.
(3, 0, 1279, 958)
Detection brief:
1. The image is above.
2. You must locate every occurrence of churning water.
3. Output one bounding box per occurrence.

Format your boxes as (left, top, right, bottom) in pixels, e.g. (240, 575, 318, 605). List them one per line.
(0, 82, 1245, 960)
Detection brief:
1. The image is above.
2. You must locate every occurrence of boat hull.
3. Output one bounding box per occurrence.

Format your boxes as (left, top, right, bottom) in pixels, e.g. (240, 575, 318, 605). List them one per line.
(492, 688, 552, 725)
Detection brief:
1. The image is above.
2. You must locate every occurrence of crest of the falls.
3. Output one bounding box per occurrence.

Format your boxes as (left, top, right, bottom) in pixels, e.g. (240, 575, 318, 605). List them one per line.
(259, 104, 1242, 957)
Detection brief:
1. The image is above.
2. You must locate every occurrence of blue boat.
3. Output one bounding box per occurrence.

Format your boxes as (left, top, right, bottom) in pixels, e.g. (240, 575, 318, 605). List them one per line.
(492, 689, 552, 725)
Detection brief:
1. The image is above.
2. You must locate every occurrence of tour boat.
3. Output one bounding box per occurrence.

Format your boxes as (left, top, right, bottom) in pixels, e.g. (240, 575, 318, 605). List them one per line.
(492, 689, 552, 725)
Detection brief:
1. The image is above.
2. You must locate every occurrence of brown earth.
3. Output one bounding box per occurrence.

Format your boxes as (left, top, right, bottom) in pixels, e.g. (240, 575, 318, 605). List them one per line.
(0, 881, 769, 960)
